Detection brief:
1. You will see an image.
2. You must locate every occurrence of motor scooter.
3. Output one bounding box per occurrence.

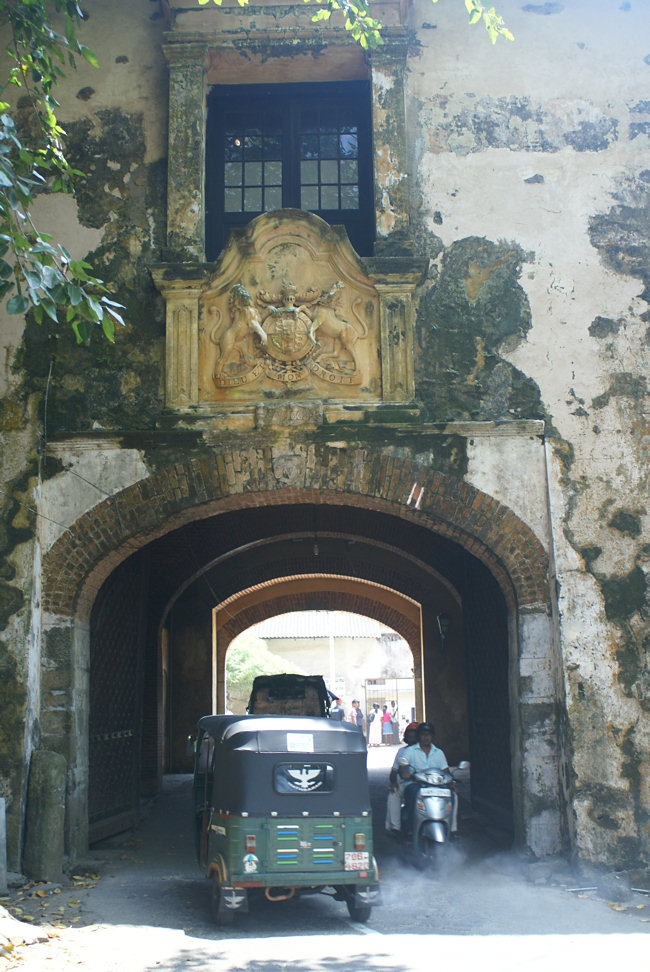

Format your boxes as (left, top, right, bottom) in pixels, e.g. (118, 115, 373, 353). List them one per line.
(397, 760, 457, 863)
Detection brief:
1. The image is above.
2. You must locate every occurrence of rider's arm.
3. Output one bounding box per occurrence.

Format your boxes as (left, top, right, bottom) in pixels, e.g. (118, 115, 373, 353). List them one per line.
(397, 757, 412, 781)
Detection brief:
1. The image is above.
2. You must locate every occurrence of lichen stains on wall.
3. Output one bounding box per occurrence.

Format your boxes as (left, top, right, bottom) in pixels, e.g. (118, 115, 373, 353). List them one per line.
(414, 237, 544, 423)
(589, 169, 650, 303)
(15, 109, 167, 434)
(0, 457, 40, 868)
(419, 94, 618, 156)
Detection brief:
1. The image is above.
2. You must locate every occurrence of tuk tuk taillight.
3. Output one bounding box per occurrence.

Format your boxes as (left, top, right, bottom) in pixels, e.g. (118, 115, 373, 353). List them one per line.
(245, 834, 256, 853)
(354, 833, 366, 852)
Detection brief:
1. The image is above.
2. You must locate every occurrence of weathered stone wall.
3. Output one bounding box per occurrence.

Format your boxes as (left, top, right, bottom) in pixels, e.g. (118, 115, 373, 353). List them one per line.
(0, 0, 647, 871)
(404, 0, 649, 869)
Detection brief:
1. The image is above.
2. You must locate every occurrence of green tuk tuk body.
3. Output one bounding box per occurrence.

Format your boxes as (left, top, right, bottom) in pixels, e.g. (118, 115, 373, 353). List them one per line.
(193, 714, 379, 924)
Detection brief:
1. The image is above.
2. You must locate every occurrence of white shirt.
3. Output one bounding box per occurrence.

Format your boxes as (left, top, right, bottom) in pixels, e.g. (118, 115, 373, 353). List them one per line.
(402, 741, 448, 776)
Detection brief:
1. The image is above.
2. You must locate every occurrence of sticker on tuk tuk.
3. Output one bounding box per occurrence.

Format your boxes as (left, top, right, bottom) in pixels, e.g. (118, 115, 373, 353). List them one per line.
(211, 824, 227, 837)
(274, 762, 334, 793)
(287, 733, 314, 753)
(242, 854, 259, 873)
(344, 852, 370, 870)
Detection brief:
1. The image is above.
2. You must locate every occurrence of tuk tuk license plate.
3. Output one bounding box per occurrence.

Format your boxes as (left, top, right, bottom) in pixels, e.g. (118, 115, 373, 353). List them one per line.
(344, 852, 370, 870)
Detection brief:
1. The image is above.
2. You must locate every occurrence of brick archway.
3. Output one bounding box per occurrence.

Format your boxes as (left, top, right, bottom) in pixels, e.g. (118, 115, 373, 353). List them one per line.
(41, 446, 549, 621)
(40, 445, 563, 863)
(212, 574, 425, 716)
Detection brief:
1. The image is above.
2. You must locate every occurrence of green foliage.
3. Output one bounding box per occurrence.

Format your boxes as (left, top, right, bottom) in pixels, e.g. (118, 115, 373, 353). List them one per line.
(0, 0, 124, 342)
(200, 0, 513, 45)
(225, 632, 304, 704)
(459, 0, 514, 44)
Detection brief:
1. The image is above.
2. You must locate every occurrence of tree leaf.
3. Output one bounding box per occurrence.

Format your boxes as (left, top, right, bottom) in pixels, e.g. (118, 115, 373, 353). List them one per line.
(7, 294, 29, 314)
(101, 316, 115, 342)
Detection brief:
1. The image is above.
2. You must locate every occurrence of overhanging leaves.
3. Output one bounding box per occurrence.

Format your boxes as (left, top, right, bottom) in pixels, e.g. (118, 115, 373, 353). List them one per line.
(0, 0, 124, 343)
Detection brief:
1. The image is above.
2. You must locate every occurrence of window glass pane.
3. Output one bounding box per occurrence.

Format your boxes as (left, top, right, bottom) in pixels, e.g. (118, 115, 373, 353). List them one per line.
(224, 187, 242, 212)
(340, 184, 359, 210)
(300, 160, 318, 184)
(320, 160, 338, 184)
(244, 133, 263, 160)
(301, 185, 319, 210)
(340, 132, 358, 159)
(320, 134, 339, 159)
(320, 184, 339, 209)
(244, 162, 262, 185)
(315, 109, 338, 133)
(265, 161, 282, 185)
(244, 187, 262, 211)
(301, 117, 320, 135)
(224, 162, 242, 186)
(264, 186, 282, 210)
(263, 134, 282, 158)
(300, 134, 319, 159)
(340, 160, 358, 183)
(225, 134, 243, 161)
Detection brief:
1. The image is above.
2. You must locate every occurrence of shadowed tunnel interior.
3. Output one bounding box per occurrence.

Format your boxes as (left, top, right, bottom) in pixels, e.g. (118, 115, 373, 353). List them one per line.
(88, 502, 512, 845)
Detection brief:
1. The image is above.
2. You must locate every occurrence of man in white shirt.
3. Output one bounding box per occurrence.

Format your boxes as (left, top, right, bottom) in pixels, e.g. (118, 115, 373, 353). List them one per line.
(398, 722, 457, 843)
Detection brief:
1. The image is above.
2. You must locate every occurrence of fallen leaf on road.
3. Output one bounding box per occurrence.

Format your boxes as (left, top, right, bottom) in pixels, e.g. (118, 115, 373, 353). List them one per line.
(608, 902, 628, 911)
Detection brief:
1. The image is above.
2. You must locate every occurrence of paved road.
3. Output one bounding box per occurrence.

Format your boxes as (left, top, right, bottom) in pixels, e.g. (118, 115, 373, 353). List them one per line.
(6, 747, 649, 971)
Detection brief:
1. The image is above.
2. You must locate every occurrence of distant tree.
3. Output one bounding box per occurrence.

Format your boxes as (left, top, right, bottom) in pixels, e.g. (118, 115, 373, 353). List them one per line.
(225, 632, 304, 710)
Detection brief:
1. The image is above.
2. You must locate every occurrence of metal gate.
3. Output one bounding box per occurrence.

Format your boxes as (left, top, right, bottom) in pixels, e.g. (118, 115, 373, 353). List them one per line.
(89, 553, 148, 842)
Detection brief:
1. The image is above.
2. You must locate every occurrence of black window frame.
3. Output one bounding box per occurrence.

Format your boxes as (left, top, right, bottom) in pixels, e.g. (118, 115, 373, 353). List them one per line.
(205, 81, 374, 259)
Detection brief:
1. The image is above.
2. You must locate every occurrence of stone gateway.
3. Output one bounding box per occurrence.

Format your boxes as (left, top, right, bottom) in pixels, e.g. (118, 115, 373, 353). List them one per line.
(0, 0, 647, 881)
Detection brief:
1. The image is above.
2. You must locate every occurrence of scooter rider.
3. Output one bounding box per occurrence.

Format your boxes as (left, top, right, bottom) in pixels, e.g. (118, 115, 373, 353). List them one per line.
(398, 722, 457, 843)
(385, 722, 419, 834)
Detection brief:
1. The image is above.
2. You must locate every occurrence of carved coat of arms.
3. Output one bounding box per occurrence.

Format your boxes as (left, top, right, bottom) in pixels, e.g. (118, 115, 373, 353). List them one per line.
(209, 281, 368, 388)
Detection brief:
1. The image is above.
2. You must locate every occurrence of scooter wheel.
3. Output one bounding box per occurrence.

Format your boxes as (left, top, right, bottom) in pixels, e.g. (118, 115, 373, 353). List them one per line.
(420, 834, 438, 865)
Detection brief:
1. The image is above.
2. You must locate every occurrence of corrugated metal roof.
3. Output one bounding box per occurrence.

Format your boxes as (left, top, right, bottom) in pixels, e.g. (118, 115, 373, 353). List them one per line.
(251, 611, 402, 640)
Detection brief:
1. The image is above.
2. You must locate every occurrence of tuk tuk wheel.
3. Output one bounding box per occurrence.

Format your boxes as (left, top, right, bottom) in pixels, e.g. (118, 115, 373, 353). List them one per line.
(346, 898, 371, 923)
(211, 876, 235, 925)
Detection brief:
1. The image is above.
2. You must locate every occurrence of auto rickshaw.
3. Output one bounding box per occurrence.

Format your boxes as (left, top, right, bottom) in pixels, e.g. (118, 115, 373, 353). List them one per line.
(192, 713, 380, 924)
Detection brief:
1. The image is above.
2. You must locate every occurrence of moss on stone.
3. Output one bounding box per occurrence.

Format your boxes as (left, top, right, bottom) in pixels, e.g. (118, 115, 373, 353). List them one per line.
(414, 237, 544, 423)
(13, 109, 167, 434)
(601, 566, 647, 622)
(608, 511, 642, 538)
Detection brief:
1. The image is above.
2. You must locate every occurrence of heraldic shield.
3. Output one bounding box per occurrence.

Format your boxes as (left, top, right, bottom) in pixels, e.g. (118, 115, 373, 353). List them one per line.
(197, 211, 381, 403)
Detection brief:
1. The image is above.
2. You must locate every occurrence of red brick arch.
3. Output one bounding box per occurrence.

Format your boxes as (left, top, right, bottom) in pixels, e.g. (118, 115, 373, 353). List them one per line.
(41, 446, 550, 621)
(215, 574, 423, 647)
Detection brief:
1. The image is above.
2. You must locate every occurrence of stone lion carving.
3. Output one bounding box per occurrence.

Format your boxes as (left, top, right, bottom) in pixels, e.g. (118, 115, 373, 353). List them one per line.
(210, 284, 268, 381)
(306, 282, 368, 371)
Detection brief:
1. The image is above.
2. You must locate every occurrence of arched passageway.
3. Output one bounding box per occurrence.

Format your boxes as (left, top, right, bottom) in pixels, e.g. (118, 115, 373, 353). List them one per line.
(39, 449, 561, 860)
